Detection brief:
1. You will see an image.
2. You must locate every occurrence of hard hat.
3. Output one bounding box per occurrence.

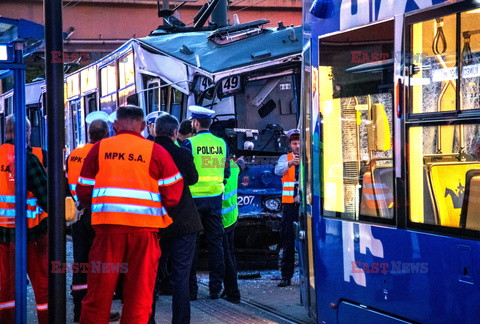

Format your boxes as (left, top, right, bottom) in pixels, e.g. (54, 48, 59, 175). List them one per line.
(188, 105, 215, 119)
(85, 111, 109, 124)
(285, 128, 300, 140)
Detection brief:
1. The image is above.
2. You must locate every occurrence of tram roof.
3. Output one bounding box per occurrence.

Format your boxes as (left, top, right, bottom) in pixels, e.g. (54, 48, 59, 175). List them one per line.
(137, 25, 302, 74)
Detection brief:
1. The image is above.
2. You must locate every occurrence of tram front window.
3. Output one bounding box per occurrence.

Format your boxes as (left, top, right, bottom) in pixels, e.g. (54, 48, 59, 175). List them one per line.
(318, 21, 394, 222)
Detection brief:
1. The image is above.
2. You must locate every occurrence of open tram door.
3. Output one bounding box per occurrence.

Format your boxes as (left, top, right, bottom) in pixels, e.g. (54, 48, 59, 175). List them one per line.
(298, 40, 318, 320)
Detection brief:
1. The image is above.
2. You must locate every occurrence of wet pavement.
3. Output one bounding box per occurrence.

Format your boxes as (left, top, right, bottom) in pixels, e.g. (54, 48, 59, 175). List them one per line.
(25, 241, 313, 323)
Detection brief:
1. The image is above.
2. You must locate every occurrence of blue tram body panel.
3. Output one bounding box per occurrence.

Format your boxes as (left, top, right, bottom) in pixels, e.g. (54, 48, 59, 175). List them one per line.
(302, 0, 480, 322)
(314, 219, 480, 323)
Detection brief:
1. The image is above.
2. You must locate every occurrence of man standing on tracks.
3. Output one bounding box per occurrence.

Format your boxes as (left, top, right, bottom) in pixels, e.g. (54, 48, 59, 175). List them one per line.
(183, 105, 229, 300)
(66, 112, 120, 322)
(221, 159, 241, 303)
(0, 115, 49, 324)
(149, 113, 203, 324)
(77, 105, 183, 323)
(275, 128, 300, 287)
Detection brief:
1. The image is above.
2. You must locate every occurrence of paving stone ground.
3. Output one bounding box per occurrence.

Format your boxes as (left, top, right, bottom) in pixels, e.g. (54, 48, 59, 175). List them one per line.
(25, 241, 313, 323)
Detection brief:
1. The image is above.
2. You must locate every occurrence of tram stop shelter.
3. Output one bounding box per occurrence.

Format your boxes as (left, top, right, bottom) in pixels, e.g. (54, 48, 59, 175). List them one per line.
(0, 17, 44, 324)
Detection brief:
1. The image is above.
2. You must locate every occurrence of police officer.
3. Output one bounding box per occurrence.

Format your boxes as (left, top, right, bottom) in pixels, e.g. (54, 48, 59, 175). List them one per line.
(77, 105, 184, 323)
(146, 111, 164, 141)
(66, 111, 120, 322)
(183, 105, 229, 300)
(221, 159, 241, 303)
(275, 128, 300, 287)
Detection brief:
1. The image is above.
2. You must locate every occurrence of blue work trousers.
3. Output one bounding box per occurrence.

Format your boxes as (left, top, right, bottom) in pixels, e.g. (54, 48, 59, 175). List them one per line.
(192, 195, 225, 295)
(223, 221, 240, 298)
(280, 203, 299, 280)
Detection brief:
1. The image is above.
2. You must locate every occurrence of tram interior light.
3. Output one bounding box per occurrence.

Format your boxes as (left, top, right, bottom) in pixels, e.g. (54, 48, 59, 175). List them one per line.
(0, 45, 10, 62)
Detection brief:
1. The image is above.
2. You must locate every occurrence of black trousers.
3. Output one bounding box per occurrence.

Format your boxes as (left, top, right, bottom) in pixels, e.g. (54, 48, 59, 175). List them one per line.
(223, 221, 240, 298)
(191, 195, 225, 295)
(280, 203, 299, 280)
(150, 233, 197, 324)
(71, 209, 95, 320)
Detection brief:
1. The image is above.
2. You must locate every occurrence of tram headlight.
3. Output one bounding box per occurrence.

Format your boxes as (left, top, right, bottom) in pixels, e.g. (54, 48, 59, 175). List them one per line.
(263, 197, 281, 212)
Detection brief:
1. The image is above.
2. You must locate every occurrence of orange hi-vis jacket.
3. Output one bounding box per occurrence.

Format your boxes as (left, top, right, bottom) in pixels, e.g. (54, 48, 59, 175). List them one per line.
(67, 143, 94, 202)
(0, 143, 47, 230)
(281, 153, 298, 204)
(80, 134, 174, 228)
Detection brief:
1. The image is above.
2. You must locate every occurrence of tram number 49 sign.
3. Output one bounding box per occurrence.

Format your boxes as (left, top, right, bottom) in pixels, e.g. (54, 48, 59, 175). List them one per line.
(219, 75, 242, 98)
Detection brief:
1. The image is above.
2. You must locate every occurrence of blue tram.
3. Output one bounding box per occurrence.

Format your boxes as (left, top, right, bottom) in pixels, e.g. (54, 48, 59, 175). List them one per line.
(299, 0, 480, 322)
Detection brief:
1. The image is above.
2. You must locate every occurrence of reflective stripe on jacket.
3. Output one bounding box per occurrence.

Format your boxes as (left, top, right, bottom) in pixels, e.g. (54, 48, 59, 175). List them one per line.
(281, 153, 297, 204)
(0, 143, 47, 229)
(90, 134, 173, 228)
(189, 132, 227, 198)
(222, 161, 240, 228)
(67, 143, 94, 202)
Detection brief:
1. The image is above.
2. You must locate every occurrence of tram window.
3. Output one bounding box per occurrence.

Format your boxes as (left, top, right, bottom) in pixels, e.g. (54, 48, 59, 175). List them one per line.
(409, 9, 480, 114)
(318, 21, 395, 223)
(146, 82, 159, 114)
(100, 63, 117, 96)
(84, 93, 97, 114)
(119, 53, 134, 89)
(460, 10, 480, 110)
(171, 88, 184, 119)
(408, 123, 480, 229)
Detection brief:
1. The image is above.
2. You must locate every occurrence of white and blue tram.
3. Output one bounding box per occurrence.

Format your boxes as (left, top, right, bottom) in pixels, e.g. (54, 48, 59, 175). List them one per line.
(0, 19, 302, 255)
(300, 0, 480, 322)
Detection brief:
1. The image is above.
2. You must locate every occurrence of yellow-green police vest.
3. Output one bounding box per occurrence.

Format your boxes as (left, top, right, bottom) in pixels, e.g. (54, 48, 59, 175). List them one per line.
(222, 161, 240, 228)
(189, 132, 227, 198)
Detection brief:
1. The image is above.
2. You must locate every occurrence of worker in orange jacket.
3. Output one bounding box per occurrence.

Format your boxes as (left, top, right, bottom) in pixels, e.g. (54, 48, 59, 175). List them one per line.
(77, 105, 183, 324)
(0, 115, 49, 324)
(67, 114, 121, 322)
(274, 128, 300, 287)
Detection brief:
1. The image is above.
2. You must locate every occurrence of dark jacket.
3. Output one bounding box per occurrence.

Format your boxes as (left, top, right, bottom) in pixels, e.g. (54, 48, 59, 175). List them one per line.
(155, 136, 203, 240)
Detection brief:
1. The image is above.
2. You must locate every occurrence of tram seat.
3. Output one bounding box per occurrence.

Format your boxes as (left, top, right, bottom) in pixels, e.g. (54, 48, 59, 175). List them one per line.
(359, 159, 394, 218)
(460, 169, 480, 230)
(425, 162, 480, 227)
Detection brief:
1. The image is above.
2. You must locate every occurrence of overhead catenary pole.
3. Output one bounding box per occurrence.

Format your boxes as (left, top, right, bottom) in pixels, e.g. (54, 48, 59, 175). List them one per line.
(44, 0, 66, 323)
(13, 40, 27, 324)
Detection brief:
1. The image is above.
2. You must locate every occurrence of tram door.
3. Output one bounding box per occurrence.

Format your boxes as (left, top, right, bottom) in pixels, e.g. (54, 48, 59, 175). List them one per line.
(299, 41, 317, 320)
(83, 92, 98, 142)
(69, 98, 85, 148)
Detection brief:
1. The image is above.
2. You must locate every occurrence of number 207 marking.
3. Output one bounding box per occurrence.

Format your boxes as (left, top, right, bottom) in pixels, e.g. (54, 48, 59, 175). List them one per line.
(237, 195, 254, 206)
